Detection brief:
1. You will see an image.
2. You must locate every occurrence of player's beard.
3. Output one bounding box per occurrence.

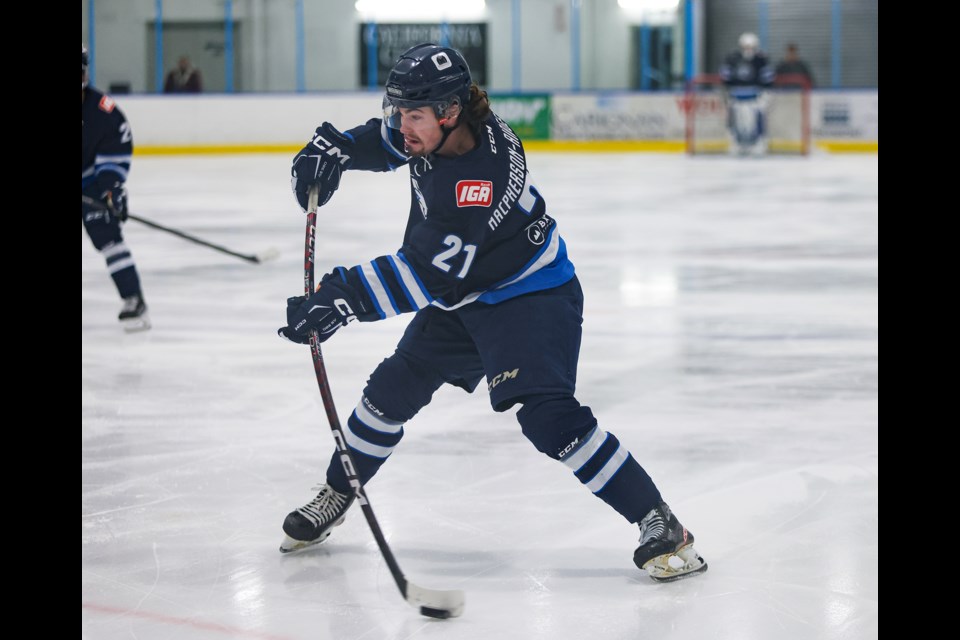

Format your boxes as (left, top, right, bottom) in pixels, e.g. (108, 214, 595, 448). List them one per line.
(405, 144, 427, 157)
(404, 138, 433, 158)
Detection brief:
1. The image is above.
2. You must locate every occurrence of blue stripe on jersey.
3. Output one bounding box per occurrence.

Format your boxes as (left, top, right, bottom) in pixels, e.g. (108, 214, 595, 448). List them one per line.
(370, 259, 402, 315)
(354, 266, 386, 320)
(386, 255, 425, 311)
(360, 262, 399, 318)
(336, 266, 349, 283)
(95, 153, 132, 162)
(396, 251, 434, 304)
(375, 256, 421, 314)
(387, 256, 420, 309)
(95, 163, 129, 180)
(478, 234, 575, 305)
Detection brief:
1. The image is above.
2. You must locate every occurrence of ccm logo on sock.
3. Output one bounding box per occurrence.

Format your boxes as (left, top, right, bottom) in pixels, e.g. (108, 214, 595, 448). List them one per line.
(456, 180, 493, 207)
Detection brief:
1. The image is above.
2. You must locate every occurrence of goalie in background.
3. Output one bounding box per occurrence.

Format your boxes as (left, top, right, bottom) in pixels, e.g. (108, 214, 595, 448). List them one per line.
(719, 32, 775, 156)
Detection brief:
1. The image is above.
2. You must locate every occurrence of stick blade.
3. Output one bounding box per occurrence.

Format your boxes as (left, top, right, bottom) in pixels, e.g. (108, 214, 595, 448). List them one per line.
(405, 583, 465, 619)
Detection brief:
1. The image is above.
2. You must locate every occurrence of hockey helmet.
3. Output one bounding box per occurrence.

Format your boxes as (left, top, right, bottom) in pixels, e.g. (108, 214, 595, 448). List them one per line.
(382, 43, 472, 130)
(738, 32, 759, 59)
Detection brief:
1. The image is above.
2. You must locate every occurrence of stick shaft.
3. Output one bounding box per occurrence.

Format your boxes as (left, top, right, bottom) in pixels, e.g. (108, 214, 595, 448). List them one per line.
(82, 195, 263, 263)
(302, 188, 410, 597)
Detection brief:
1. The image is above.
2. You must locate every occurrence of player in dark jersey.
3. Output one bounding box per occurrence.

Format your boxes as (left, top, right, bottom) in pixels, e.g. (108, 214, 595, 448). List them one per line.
(276, 43, 706, 582)
(718, 33, 776, 155)
(82, 45, 149, 331)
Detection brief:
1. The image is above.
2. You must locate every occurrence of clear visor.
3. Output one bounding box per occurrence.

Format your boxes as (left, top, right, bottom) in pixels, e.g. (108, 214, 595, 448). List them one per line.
(381, 94, 457, 130)
(382, 95, 404, 130)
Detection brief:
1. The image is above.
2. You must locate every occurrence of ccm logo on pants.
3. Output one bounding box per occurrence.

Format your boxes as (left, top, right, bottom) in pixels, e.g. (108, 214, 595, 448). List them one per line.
(456, 180, 493, 207)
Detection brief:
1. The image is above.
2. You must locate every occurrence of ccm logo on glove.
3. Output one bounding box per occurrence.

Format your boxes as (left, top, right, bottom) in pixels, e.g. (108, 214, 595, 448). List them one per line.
(293, 298, 356, 333)
(278, 275, 366, 345)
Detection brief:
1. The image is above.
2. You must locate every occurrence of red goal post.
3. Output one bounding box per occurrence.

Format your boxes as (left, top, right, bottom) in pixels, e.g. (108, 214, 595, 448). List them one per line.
(684, 74, 812, 155)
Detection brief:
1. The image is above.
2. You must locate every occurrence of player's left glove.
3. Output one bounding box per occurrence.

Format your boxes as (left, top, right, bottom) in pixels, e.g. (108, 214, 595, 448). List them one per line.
(278, 275, 364, 345)
(291, 122, 354, 212)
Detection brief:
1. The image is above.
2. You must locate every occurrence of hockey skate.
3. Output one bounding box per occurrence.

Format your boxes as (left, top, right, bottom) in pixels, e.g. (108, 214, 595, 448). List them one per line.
(633, 502, 708, 582)
(119, 294, 150, 332)
(279, 484, 354, 553)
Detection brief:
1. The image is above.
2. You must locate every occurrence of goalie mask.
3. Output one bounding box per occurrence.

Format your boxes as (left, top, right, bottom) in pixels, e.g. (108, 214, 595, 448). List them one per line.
(382, 43, 472, 131)
(738, 32, 759, 60)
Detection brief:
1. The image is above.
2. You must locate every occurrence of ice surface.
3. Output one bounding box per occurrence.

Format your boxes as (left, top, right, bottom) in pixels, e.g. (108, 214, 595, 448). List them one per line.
(83, 152, 878, 640)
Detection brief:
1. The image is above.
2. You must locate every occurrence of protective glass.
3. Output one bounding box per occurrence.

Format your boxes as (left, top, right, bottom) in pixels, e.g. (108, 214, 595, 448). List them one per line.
(382, 95, 404, 130)
(382, 94, 458, 130)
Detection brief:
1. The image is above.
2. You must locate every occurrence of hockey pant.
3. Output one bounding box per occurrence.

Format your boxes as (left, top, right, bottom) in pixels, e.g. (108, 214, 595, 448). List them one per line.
(324, 328, 663, 523)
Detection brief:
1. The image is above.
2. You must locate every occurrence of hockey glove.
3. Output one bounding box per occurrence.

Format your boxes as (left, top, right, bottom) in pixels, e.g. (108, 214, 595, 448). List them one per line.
(291, 122, 354, 212)
(102, 182, 129, 222)
(83, 177, 129, 221)
(278, 276, 363, 345)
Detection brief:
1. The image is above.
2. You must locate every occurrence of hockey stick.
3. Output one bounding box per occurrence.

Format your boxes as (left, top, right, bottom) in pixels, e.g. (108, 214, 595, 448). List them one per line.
(82, 195, 280, 264)
(302, 186, 465, 619)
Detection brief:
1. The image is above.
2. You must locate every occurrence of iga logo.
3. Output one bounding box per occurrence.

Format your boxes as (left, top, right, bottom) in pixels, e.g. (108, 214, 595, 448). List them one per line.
(98, 95, 116, 113)
(456, 180, 493, 207)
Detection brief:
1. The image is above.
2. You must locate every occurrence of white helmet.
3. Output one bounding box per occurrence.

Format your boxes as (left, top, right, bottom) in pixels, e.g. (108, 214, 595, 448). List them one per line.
(739, 32, 759, 59)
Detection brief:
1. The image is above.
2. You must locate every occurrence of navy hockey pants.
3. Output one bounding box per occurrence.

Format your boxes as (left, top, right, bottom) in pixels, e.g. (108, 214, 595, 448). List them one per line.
(324, 276, 663, 523)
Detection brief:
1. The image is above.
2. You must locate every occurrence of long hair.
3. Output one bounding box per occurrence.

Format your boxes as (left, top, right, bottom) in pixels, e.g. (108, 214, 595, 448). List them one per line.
(461, 83, 491, 135)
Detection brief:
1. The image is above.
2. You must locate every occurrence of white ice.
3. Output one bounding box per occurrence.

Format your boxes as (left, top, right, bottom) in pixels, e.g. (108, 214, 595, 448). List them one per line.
(82, 151, 879, 640)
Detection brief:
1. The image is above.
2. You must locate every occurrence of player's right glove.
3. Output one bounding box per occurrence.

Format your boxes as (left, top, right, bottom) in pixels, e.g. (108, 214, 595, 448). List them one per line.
(101, 181, 129, 221)
(277, 275, 367, 345)
(83, 177, 129, 221)
(291, 122, 354, 212)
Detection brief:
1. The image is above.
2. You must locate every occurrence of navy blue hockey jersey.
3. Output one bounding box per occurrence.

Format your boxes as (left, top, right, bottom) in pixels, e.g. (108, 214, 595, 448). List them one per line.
(719, 52, 775, 88)
(82, 87, 132, 192)
(327, 113, 575, 321)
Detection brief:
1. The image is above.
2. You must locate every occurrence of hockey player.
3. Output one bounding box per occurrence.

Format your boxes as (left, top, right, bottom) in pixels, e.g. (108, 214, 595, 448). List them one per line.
(719, 32, 775, 155)
(82, 45, 149, 331)
(277, 43, 707, 583)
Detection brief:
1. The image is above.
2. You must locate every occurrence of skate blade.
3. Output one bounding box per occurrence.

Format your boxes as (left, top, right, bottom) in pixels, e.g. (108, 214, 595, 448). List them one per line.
(279, 531, 333, 554)
(643, 545, 708, 583)
(121, 313, 151, 333)
(278, 513, 346, 553)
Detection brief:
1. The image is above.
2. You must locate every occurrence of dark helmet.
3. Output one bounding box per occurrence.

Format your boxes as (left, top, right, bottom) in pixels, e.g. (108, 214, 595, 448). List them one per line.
(383, 43, 472, 129)
(82, 44, 89, 89)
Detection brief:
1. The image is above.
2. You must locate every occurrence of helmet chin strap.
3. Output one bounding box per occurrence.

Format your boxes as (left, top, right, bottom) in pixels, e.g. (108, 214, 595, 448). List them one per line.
(429, 115, 461, 156)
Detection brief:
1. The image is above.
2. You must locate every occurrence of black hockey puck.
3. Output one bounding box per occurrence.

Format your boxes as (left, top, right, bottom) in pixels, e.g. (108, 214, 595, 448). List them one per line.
(420, 606, 452, 619)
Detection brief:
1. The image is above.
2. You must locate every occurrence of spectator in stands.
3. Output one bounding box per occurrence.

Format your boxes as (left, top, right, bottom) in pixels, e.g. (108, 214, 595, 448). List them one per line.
(164, 56, 203, 93)
(775, 43, 815, 88)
